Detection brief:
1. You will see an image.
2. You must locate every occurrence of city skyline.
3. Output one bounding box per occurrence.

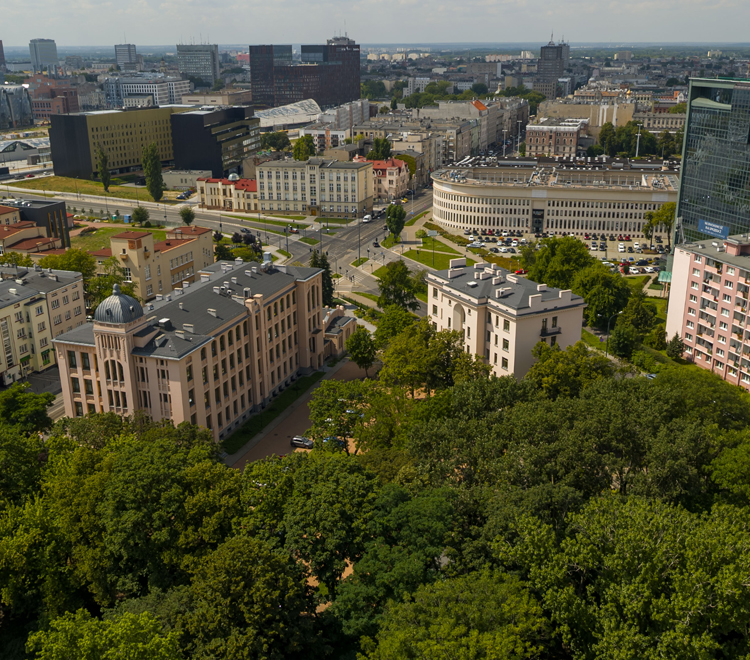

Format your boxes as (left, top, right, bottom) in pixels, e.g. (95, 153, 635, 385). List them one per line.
(3, 0, 750, 48)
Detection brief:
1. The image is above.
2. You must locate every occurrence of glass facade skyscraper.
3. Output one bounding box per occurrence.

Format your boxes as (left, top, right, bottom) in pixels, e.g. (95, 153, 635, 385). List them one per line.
(677, 78, 750, 242)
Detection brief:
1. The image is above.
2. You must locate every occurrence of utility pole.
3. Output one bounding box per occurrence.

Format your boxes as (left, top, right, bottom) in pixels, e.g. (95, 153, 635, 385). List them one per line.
(635, 123, 643, 159)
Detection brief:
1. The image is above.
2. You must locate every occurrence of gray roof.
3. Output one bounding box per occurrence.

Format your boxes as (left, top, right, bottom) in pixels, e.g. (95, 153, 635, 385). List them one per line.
(258, 158, 371, 170)
(429, 263, 585, 314)
(0, 266, 82, 293)
(680, 236, 750, 273)
(0, 280, 38, 311)
(54, 322, 95, 346)
(93, 284, 144, 324)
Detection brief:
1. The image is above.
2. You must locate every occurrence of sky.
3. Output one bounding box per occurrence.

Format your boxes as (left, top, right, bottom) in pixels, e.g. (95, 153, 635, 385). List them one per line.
(3, 0, 750, 47)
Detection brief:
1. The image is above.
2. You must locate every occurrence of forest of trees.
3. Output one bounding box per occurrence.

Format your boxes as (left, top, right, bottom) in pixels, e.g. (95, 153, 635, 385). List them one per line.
(3, 301, 750, 658)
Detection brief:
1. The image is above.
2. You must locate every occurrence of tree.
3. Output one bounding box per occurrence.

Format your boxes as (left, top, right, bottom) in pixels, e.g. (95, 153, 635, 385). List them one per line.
(179, 206, 195, 226)
(231, 232, 242, 245)
(87, 257, 139, 311)
(215, 243, 232, 261)
(471, 82, 489, 95)
(131, 206, 150, 225)
(378, 105, 389, 114)
(346, 325, 377, 377)
(365, 571, 550, 660)
(526, 341, 614, 400)
(96, 145, 111, 192)
(184, 535, 312, 659)
(385, 203, 407, 241)
(374, 304, 415, 348)
(670, 102, 687, 114)
(619, 290, 656, 336)
(528, 236, 596, 290)
(518, 141, 526, 156)
(666, 333, 685, 359)
(0, 251, 34, 267)
(608, 322, 639, 359)
(26, 609, 182, 660)
(646, 202, 676, 250)
(0, 382, 54, 434)
(293, 135, 315, 161)
(367, 137, 392, 161)
(571, 265, 631, 328)
(377, 260, 419, 311)
(309, 250, 334, 306)
(142, 143, 164, 202)
(260, 131, 291, 151)
(211, 78, 225, 91)
(39, 247, 97, 282)
(0, 425, 45, 505)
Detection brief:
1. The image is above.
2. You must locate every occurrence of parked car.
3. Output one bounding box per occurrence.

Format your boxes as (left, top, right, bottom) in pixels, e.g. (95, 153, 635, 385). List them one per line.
(514, 269, 528, 275)
(644, 266, 655, 273)
(291, 436, 314, 449)
(499, 247, 508, 253)
(508, 247, 516, 254)
(489, 247, 499, 253)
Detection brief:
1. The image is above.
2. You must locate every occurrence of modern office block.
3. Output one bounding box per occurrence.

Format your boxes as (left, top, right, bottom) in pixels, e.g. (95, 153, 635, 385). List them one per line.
(29, 38, 58, 73)
(176, 44, 220, 85)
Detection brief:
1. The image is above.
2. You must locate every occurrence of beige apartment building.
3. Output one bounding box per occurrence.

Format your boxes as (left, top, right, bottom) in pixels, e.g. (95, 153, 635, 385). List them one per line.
(0, 205, 22, 226)
(53, 258, 355, 441)
(0, 221, 64, 255)
(431, 159, 679, 238)
(0, 265, 83, 385)
(525, 118, 588, 157)
(256, 158, 374, 218)
(353, 156, 410, 202)
(428, 259, 586, 378)
(89, 227, 214, 301)
(180, 90, 253, 106)
(197, 177, 259, 212)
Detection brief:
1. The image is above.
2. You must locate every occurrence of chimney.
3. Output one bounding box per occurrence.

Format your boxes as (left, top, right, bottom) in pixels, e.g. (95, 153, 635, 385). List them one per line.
(178, 302, 183, 310)
(537, 283, 548, 291)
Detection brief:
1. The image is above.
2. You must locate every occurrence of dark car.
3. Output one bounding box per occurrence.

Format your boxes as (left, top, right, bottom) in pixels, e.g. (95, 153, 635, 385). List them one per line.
(290, 436, 314, 449)
(627, 246, 634, 253)
(373, 240, 379, 247)
(240, 228, 250, 234)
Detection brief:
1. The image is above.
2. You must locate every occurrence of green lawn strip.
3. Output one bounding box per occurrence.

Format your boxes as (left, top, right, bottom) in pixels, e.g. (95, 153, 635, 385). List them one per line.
(419, 236, 461, 254)
(581, 328, 607, 351)
(7, 176, 175, 203)
(278, 249, 291, 258)
(649, 282, 664, 291)
(644, 297, 669, 324)
(316, 217, 354, 225)
(225, 214, 309, 228)
(381, 235, 398, 248)
(221, 371, 326, 454)
(405, 210, 429, 226)
(71, 227, 166, 251)
(353, 291, 380, 304)
(403, 249, 475, 270)
(269, 214, 306, 221)
(299, 237, 320, 246)
(373, 266, 388, 279)
(415, 291, 427, 303)
(351, 257, 369, 267)
(624, 275, 650, 293)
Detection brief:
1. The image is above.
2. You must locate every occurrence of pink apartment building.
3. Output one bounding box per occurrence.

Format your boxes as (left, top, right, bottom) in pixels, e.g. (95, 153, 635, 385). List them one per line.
(667, 234, 750, 389)
(53, 257, 355, 442)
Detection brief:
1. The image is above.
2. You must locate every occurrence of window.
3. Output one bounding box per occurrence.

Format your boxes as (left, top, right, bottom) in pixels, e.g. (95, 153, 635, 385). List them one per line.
(691, 282, 699, 290)
(71, 377, 80, 393)
(501, 357, 508, 370)
(689, 294, 697, 302)
(67, 350, 77, 368)
(503, 319, 510, 332)
(502, 338, 509, 351)
(551, 316, 558, 328)
(35, 305, 43, 316)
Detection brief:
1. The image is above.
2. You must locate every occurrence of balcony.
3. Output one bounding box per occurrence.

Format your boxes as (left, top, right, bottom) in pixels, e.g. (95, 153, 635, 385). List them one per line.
(540, 326, 562, 337)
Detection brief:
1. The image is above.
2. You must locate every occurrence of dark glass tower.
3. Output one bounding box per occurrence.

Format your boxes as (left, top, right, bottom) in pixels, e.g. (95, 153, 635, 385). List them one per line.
(678, 78, 750, 242)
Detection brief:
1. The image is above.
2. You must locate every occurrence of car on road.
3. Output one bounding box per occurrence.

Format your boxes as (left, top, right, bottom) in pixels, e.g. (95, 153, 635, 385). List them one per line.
(362, 215, 371, 223)
(290, 436, 314, 449)
(289, 227, 299, 234)
(240, 228, 250, 233)
(373, 240, 379, 247)
(401, 197, 408, 204)
(25, 174, 34, 178)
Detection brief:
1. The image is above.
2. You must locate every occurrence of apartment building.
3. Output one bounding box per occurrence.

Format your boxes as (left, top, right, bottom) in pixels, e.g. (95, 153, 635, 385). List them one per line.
(103, 76, 190, 108)
(0, 265, 83, 386)
(0, 221, 63, 255)
(427, 258, 585, 378)
(354, 156, 410, 201)
(431, 158, 678, 238)
(525, 118, 588, 157)
(90, 227, 214, 301)
(0, 206, 21, 226)
(53, 258, 355, 441)
(180, 90, 253, 106)
(176, 45, 220, 86)
(197, 177, 258, 212)
(256, 158, 373, 218)
(666, 234, 750, 390)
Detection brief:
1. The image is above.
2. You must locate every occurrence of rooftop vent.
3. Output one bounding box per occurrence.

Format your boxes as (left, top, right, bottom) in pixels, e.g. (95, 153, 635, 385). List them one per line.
(207, 308, 217, 317)
(467, 281, 478, 287)
(158, 318, 172, 330)
(213, 286, 220, 294)
(178, 302, 183, 310)
(183, 323, 194, 332)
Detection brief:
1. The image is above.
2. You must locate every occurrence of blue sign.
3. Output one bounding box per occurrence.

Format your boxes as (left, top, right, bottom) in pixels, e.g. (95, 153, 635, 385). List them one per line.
(699, 219, 729, 239)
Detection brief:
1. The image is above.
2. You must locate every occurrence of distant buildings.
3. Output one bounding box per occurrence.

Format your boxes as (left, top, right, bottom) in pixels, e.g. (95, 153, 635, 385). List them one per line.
(676, 78, 750, 242)
(197, 177, 258, 212)
(525, 118, 588, 157)
(103, 75, 190, 107)
(249, 37, 360, 109)
(176, 44, 220, 86)
(115, 44, 138, 70)
(181, 89, 253, 106)
(0, 85, 34, 129)
(29, 38, 59, 74)
(0, 40, 6, 73)
(536, 38, 569, 99)
(354, 155, 409, 202)
(427, 260, 585, 378)
(24, 74, 80, 120)
(1, 198, 71, 247)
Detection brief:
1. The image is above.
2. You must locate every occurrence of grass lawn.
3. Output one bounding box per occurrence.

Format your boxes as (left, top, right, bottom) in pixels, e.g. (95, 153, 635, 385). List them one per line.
(581, 328, 607, 351)
(354, 291, 380, 304)
(419, 236, 461, 254)
(351, 257, 369, 267)
(405, 210, 429, 227)
(278, 249, 291, 258)
(71, 226, 166, 251)
(317, 217, 353, 225)
(299, 237, 320, 246)
(625, 275, 650, 293)
(226, 214, 309, 228)
(373, 265, 388, 279)
(269, 214, 306, 221)
(403, 249, 475, 270)
(382, 234, 398, 249)
(8, 176, 172, 204)
(221, 371, 326, 454)
(416, 291, 427, 303)
(645, 297, 669, 324)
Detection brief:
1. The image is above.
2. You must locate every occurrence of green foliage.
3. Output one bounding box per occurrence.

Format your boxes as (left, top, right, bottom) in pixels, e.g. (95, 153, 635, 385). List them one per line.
(643, 322, 668, 350)
(619, 290, 656, 335)
(293, 135, 315, 161)
(571, 264, 631, 328)
(526, 341, 614, 400)
(39, 248, 97, 282)
(142, 143, 164, 203)
(496, 84, 546, 114)
(608, 321, 640, 358)
(374, 305, 415, 348)
(0, 382, 54, 435)
(598, 120, 658, 157)
(346, 325, 377, 377)
(666, 332, 685, 359)
(367, 137, 392, 161)
(27, 609, 182, 660)
(528, 235, 596, 289)
(385, 203, 406, 240)
(131, 205, 150, 225)
(361, 80, 387, 99)
(96, 145, 111, 192)
(86, 257, 139, 311)
(377, 260, 418, 311)
(178, 206, 195, 226)
(471, 82, 489, 95)
(309, 249, 333, 306)
(670, 101, 687, 114)
(0, 252, 34, 268)
(260, 131, 291, 151)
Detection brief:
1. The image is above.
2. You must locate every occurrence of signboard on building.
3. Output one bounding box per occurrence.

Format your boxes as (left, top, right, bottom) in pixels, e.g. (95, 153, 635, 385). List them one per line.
(699, 219, 729, 239)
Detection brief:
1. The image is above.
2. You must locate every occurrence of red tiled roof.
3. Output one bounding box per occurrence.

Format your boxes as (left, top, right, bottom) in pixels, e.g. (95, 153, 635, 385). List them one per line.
(154, 238, 196, 253)
(369, 158, 406, 176)
(472, 100, 488, 112)
(197, 177, 257, 192)
(0, 205, 20, 215)
(0, 221, 37, 239)
(7, 237, 58, 251)
(89, 248, 113, 258)
(111, 231, 152, 240)
(168, 225, 212, 237)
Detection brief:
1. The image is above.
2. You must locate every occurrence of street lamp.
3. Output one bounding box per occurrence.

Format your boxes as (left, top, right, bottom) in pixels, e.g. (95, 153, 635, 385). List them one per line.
(635, 123, 643, 159)
(502, 129, 508, 157)
(599, 311, 623, 358)
(516, 120, 523, 155)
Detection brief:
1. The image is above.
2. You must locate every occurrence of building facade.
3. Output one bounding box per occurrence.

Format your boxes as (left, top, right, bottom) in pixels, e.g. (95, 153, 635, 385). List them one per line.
(176, 45, 220, 85)
(29, 38, 58, 73)
(256, 158, 373, 217)
(525, 118, 588, 157)
(104, 76, 190, 108)
(536, 39, 570, 100)
(355, 156, 409, 201)
(170, 106, 261, 178)
(49, 106, 190, 178)
(1, 198, 71, 248)
(249, 37, 360, 109)
(53, 259, 351, 441)
(115, 44, 138, 70)
(427, 258, 585, 378)
(180, 90, 253, 106)
(431, 158, 679, 238)
(666, 234, 750, 390)
(0, 265, 83, 386)
(162, 169, 212, 190)
(0, 85, 34, 129)
(197, 177, 258, 212)
(676, 78, 750, 242)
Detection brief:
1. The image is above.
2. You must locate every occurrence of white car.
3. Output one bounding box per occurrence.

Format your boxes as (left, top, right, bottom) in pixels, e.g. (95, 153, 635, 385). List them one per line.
(362, 215, 371, 223)
(645, 266, 655, 273)
(511, 240, 519, 247)
(467, 241, 485, 248)
(590, 244, 598, 251)
(499, 246, 508, 253)
(634, 242, 640, 249)
(501, 231, 509, 237)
